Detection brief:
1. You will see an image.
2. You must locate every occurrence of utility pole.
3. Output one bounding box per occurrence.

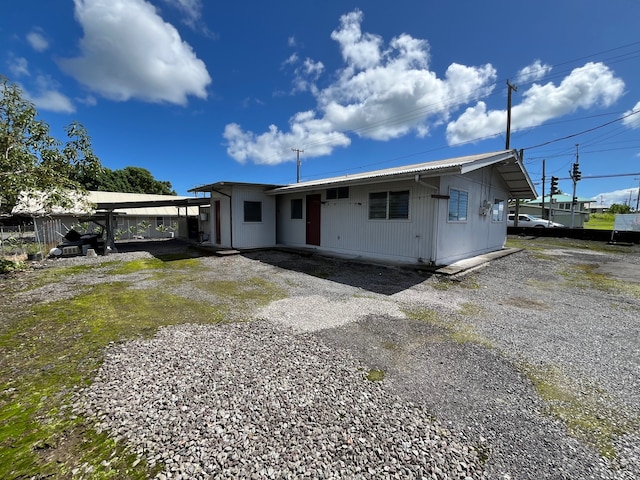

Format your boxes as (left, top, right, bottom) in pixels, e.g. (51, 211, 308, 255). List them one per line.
(541, 159, 546, 219)
(635, 177, 640, 212)
(569, 144, 581, 228)
(505, 80, 518, 150)
(292, 148, 304, 183)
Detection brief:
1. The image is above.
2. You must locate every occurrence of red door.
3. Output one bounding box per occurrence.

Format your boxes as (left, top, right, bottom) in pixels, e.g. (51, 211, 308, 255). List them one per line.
(214, 200, 221, 244)
(306, 194, 321, 246)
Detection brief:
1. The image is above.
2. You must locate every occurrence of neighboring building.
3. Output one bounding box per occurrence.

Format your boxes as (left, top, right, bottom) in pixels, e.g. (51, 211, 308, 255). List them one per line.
(191, 150, 536, 266)
(515, 193, 594, 227)
(10, 190, 201, 246)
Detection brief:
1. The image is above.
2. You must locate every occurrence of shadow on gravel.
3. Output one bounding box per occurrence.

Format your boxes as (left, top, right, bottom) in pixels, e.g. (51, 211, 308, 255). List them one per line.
(242, 249, 433, 295)
(113, 239, 432, 295)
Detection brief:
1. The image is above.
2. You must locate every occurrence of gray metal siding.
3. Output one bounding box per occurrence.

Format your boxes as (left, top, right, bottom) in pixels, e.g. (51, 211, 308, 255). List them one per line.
(276, 179, 437, 264)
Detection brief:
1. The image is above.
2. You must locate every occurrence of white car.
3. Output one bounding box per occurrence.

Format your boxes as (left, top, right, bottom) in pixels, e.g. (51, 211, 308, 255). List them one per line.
(507, 214, 564, 228)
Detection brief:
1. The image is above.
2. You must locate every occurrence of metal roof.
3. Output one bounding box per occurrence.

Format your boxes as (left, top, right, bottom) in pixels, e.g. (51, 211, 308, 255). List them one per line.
(189, 181, 283, 193)
(12, 191, 206, 217)
(267, 150, 537, 199)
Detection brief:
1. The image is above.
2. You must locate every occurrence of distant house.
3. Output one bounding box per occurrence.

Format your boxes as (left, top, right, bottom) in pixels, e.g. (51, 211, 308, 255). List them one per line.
(516, 193, 594, 227)
(191, 150, 536, 266)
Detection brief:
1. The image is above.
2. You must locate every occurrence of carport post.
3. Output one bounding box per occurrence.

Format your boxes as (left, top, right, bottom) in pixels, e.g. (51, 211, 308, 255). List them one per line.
(105, 211, 117, 253)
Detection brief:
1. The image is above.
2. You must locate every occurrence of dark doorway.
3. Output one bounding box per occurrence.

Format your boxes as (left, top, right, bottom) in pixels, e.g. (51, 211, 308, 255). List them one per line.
(306, 194, 321, 246)
(214, 200, 221, 244)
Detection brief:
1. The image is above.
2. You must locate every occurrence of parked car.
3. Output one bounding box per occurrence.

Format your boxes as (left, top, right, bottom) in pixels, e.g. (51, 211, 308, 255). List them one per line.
(507, 214, 564, 228)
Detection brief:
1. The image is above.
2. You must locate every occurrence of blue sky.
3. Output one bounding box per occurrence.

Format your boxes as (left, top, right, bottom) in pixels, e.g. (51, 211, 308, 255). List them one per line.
(2, 0, 640, 207)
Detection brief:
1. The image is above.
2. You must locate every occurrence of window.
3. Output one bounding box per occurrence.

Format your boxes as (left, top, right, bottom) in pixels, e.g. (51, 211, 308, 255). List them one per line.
(492, 199, 504, 222)
(244, 201, 262, 222)
(448, 189, 468, 222)
(326, 186, 349, 199)
(156, 216, 163, 227)
(291, 198, 303, 219)
(368, 190, 410, 220)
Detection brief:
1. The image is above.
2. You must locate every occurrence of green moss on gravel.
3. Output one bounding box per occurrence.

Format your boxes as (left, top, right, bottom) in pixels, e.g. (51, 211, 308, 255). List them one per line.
(0, 278, 226, 479)
(521, 363, 639, 460)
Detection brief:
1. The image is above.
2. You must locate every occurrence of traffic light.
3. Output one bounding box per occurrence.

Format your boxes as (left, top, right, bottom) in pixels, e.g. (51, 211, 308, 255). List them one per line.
(550, 176, 559, 195)
(572, 163, 581, 181)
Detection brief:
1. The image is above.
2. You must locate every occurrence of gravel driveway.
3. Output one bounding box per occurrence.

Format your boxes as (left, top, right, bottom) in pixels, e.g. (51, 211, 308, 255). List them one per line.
(69, 239, 640, 479)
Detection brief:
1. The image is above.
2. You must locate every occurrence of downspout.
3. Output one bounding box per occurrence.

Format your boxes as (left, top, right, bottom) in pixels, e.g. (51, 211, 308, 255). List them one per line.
(415, 175, 440, 265)
(212, 189, 233, 248)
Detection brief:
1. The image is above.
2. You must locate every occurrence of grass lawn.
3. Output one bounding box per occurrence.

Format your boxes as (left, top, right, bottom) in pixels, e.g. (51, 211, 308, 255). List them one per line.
(0, 254, 285, 479)
(583, 213, 614, 230)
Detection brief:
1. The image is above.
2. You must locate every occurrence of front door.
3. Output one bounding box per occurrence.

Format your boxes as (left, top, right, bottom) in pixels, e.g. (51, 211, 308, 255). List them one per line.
(214, 200, 221, 244)
(306, 194, 321, 246)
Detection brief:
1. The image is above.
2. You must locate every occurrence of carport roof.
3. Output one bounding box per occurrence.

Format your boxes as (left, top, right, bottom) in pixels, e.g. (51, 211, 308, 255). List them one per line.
(266, 150, 537, 199)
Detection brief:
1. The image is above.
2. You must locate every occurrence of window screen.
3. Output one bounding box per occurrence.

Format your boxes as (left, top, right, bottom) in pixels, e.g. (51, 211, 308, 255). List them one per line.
(244, 201, 262, 222)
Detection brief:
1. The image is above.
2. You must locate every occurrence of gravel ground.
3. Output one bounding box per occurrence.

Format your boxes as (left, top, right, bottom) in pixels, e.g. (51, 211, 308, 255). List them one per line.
(60, 239, 640, 479)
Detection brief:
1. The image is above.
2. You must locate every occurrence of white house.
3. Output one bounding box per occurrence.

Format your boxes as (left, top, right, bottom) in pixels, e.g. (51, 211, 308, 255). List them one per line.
(191, 150, 536, 266)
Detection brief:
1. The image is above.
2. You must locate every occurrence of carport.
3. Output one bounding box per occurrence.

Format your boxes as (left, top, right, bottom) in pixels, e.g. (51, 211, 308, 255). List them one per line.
(91, 196, 211, 252)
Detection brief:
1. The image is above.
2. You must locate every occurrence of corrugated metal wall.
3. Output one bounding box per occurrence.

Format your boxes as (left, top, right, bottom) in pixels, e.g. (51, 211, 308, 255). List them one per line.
(435, 168, 510, 265)
(231, 187, 276, 249)
(276, 167, 511, 265)
(276, 179, 437, 264)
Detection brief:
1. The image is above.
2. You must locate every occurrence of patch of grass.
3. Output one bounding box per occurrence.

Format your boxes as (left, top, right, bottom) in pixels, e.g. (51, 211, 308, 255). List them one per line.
(365, 369, 385, 382)
(107, 255, 201, 275)
(458, 302, 485, 316)
(561, 264, 640, 299)
(521, 363, 639, 459)
(403, 308, 492, 349)
(584, 213, 615, 230)
(382, 341, 399, 351)
(502, 296, 549, 310)
(506, 236, 635, 255)
(0, 282, 226, 479)
(197, 277, 287, 311)
(433, 275, 480, 290)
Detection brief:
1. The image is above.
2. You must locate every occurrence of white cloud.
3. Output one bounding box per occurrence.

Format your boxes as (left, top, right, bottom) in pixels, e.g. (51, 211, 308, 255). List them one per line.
(22, 76, 75, 113)
(8, 56, 30, 77)
(26, 29, 49, 52)
(160, 0, 202, 26)
(224, 113, 351, 165)
(515, 60, 551, 84)
(291, 58, 324, 94)
(622, 101, 640, 129)
(225, 9, 496, 164)
(592, 187, 639, 207)
(288, 36, 297, 47)
(58, 0, 211, 105)
(158, 0, 216, 37)
(446, 62, 625, 145)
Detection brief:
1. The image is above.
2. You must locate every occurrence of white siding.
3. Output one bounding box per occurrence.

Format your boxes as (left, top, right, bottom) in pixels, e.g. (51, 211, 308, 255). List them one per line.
(231, 187, 276, 249)
(276, 179, 437, 264)
(435, 168, 509, 265)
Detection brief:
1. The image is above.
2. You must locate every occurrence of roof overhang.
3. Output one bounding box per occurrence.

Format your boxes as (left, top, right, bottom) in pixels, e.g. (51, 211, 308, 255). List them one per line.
(189, 181, 283, 193)
(265, 150, 537, 199)
(93, 197, 211, 210)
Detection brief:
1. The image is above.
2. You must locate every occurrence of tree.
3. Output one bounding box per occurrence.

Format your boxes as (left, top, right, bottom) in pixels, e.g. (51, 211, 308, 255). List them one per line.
(0, 76, 102, 214)
(607, 203, 631, 214)
(77, 166, 176, 195)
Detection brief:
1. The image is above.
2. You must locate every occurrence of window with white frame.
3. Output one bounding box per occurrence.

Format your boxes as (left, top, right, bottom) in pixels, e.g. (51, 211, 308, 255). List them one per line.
(368, 190, 410, 220)
(492, 199, 505, 222)
(448, 188, 468, 222)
